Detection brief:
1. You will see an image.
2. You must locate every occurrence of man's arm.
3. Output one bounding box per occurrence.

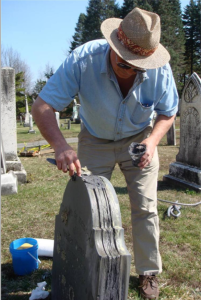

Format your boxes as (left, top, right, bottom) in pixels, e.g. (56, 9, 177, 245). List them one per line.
(31, 96, 81, 176)
(139, 114, 176, 169)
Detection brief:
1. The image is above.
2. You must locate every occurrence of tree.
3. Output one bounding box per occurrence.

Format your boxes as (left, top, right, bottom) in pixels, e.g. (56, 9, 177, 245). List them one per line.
(69, 13, 86, 52)
(32, 79, 46, 97)
(183, 0, 201, 77)
(81, 0, 103, 43)
(120, 0, 136, 18)
(1, 45, 32, 94)
(150, 0, 185, 96)
(15, 72, 26, 115)
(75, 0, 120, 45)
(100, 0, 120, 20)
(134, 0, 153, 11)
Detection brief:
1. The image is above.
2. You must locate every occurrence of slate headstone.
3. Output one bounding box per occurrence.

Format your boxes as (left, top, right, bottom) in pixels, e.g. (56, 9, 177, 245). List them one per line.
(52, 175, 131, 300)
(163, 72, 201, 192)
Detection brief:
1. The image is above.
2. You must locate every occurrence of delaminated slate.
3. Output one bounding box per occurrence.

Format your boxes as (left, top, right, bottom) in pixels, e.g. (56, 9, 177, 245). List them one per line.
(51, 174, 131, 300)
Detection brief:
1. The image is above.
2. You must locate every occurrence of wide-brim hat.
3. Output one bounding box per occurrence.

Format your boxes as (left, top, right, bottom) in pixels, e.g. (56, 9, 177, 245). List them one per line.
(101, 7, 170, 69)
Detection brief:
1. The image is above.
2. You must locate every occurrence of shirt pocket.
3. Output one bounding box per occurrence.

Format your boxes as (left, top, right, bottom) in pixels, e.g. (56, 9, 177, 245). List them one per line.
(131, 99, 154, 124)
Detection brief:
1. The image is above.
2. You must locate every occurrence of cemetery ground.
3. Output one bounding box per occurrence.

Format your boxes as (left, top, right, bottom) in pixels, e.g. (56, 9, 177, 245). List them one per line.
(1, 118, 201, 300)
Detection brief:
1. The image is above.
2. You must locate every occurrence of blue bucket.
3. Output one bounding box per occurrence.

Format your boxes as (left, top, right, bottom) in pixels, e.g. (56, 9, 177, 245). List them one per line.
(9, 237, 39, 275)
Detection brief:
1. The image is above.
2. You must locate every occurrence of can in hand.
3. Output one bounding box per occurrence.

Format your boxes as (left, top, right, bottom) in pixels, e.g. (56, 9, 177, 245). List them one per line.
(128, 142, 146, 167)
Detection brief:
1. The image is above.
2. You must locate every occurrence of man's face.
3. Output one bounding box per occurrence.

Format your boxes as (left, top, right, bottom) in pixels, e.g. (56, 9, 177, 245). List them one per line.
(109, 48, 145, 79)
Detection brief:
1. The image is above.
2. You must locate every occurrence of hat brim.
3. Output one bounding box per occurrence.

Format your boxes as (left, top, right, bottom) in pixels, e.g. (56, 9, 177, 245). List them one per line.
(101, 18, 170, 69)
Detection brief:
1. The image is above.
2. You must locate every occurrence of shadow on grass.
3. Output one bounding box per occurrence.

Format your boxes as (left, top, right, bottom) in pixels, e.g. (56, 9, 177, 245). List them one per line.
(114, 186, 128, 195)
(129, 275, 140, 295)
(1, 262, 52, 300)
(157, 180, 184, 192)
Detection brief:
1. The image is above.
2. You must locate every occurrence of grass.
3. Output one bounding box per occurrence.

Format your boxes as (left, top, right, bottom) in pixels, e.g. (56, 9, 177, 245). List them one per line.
(1, 118, 201, 300)
(17, 119, 80, 144)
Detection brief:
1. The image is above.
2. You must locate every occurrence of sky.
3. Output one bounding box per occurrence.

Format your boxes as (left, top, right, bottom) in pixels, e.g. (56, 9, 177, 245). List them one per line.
(1, 0, 190, 90)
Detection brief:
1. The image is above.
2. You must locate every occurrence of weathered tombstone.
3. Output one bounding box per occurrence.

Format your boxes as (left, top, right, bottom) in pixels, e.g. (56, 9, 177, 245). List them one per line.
(52, 174, 131, 300)
(28, 114, 36, 134)
(55, 112, 60, 128)
(1, 138, 6, 174)
(164, 73, 201, 192)
(20, 115, 23, 125)
(167, 120, 176, 145)
(67, 119, 71, 130)
(1, 67, 27, 188)
(23, 95, 30, 127)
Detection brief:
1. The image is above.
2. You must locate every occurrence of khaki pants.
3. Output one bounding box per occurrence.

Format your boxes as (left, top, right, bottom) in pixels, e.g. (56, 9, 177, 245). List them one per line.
(78, 125, 162, 275)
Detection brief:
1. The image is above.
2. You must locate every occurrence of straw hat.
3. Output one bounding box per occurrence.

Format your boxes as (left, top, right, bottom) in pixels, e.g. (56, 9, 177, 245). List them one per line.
(101, 7, 170, 69)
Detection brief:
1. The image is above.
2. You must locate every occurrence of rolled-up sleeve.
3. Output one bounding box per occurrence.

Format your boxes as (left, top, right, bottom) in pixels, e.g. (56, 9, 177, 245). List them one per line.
(39, 50, 80, 111)
(154, 64, 179, 117)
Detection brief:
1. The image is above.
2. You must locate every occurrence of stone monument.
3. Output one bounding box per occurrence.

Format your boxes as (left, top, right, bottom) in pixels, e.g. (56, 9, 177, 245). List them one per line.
(52, 174, 131, 300)
(1, 67, 27, 191)
(163, 72, 201, 192)
(167, 120, 176, 145)
(28, 114, 36, 134)
(55, 112, 60, 128)
(23, 95, 30, 127)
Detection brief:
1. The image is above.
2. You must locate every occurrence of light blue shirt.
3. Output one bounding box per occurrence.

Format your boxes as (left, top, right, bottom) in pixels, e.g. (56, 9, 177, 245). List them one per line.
(39, 39, 179, 141)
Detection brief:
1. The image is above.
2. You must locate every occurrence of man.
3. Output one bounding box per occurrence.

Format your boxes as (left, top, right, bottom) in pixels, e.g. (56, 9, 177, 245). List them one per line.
(32, 7, 178, 300)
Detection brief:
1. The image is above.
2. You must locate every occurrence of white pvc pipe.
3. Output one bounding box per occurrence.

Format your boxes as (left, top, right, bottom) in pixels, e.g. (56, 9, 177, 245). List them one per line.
(36, 239, 54, 257)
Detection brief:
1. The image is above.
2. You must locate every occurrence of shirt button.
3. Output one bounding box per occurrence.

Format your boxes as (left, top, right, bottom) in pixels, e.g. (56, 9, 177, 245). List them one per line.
(117, 132, 120, 135)
(122, 101, 125, 104)
(119, 118, 122, 121)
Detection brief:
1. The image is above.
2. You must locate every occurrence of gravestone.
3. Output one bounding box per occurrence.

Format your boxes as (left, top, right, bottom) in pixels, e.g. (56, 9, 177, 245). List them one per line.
(67, 120, 71, 130)
(28, 114, 36, 134)
(167, 120, 176, 145)
(163, 73, 201, 192)
(55, 112, 60, 128)
(52, 174, 131, 300)
(1, 67, 27, 189)
(23, 95, 30, 127)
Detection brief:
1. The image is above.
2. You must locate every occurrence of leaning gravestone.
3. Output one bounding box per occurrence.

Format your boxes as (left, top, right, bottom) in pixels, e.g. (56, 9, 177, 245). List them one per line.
(164, 72, 201, 192)
(52, 174, 131, 300)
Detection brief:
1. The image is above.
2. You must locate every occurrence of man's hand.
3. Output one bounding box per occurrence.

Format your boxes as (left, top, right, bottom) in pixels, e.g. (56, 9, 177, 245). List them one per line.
(138, 114, 176, 169)
(138, 137, 156, 169)
(55, 144, 81, 177)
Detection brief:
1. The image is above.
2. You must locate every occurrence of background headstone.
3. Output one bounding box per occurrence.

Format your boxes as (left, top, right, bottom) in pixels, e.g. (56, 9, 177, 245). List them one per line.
(67, 119, 71, 130)
(1, 138, 7, 174)
(1, 67, 18, 161)
(28, 114, 36, 134)
(1, 67, 27, 189)
(52, 175, 131, 300)
(163, 72, 201, 192)
(55, 112, 60, 128)
(23, 95, 30, 127)
(167, 120, 176, 145)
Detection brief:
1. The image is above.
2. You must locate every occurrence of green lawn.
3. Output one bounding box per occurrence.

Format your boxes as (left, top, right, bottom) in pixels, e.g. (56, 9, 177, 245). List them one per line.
(1, 119, 201, 300)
